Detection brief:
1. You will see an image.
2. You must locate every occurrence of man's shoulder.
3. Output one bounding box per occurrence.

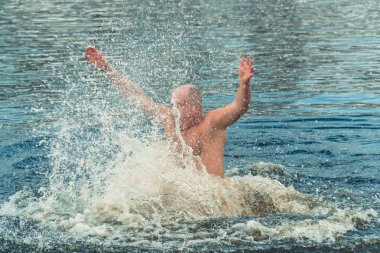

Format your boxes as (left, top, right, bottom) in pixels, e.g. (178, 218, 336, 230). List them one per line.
(202, 107, 229, 128)
(203, 107, 223, 121)
(198, 110, 228, 133)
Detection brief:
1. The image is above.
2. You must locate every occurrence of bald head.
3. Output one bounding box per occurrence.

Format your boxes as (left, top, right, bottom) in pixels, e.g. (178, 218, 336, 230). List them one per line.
(171, 84, 203, 131)
(172, 84, 201, 105)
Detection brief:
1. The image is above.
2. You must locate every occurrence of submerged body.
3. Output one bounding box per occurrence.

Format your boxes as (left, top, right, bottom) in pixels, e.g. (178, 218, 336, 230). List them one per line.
(85, 46, 254, 177)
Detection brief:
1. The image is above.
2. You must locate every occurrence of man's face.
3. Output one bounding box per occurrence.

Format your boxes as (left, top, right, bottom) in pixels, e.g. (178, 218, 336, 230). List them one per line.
(172, 86, 202, 131)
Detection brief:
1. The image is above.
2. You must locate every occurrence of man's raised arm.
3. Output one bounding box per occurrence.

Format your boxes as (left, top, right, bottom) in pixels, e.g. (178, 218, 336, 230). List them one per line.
(85, 45, 169, 119)
(207, 56, 254, 129)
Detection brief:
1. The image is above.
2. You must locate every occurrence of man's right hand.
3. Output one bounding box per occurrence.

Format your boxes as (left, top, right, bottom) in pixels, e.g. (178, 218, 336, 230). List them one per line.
(85, 45, 109, 71)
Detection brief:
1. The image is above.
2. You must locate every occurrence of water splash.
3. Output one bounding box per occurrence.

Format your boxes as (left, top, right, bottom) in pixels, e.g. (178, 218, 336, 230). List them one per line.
(1, 51, 378, 250)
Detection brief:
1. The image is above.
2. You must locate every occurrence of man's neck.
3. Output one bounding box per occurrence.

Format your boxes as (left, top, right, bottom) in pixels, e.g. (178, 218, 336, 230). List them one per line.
(180, 114, 204, 132)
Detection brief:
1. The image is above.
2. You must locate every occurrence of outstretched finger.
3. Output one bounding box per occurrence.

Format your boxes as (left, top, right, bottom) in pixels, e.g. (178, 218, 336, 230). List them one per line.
(240, 56, 245, 67)
(247, 56, 252, 66)
(86, 44, 95, 50)
(86, 47, 99, 56)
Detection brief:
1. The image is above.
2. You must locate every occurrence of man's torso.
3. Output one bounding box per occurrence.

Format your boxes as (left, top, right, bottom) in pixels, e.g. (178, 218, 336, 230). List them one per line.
(181, 114, 226, 177)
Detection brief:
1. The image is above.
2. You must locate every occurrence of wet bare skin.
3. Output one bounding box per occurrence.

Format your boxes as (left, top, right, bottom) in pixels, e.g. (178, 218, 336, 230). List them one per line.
(160, 86, 228, 177)
(85, 45, 254, 177)
(179, 118, 227, 177)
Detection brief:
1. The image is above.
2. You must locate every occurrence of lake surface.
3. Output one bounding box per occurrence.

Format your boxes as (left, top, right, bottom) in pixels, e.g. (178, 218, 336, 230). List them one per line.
(1, 0, 379, 252)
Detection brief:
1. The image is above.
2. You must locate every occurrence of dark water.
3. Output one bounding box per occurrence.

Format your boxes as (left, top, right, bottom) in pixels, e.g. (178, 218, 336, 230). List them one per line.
(1, 0, 379, 252)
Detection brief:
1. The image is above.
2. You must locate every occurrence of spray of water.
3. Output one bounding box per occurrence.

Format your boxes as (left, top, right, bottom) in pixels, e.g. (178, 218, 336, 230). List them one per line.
(0, 46, 318, 236)
(1, 22, 378, 249)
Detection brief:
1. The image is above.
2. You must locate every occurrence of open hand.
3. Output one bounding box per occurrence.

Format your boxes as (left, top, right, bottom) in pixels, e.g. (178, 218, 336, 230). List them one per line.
(85, 45, 108, 71)
(239, 56, 254, 83)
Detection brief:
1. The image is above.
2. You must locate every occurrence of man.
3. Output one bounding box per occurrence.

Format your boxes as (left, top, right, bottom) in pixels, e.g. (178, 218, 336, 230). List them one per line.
(85, 45, 254, 177)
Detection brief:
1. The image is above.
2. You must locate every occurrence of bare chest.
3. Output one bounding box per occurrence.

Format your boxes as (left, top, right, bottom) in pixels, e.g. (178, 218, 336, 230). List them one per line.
(181, 126, 226, 157)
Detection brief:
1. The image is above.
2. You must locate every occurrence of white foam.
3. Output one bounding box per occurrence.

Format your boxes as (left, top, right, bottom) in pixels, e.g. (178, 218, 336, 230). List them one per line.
(245, 208, 378, 243)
